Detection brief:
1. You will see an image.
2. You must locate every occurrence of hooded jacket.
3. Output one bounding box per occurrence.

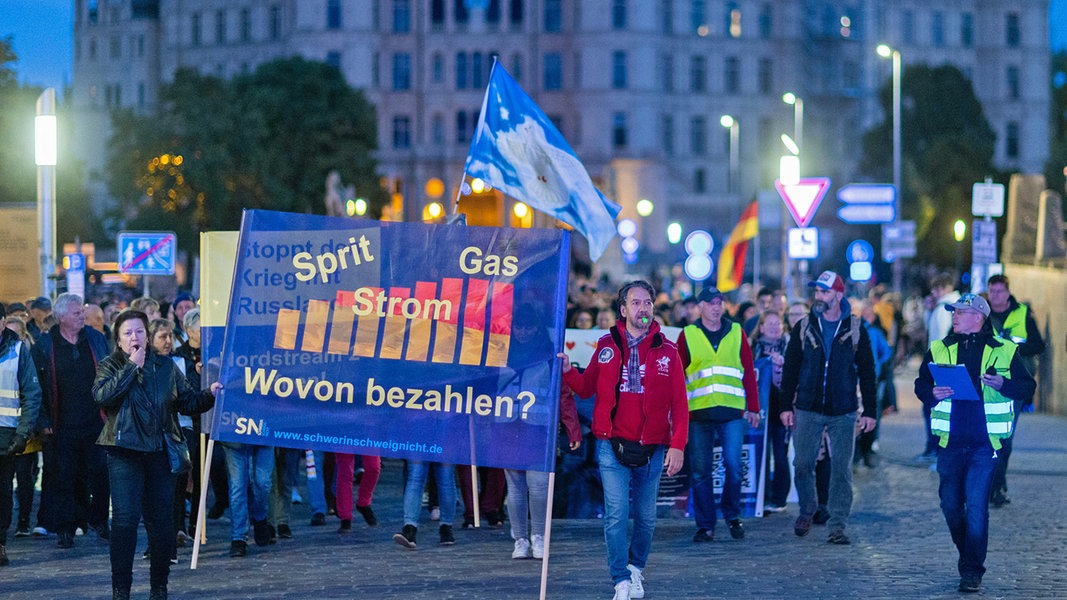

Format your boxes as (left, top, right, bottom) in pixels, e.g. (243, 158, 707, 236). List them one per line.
(0, 328, 42, 453)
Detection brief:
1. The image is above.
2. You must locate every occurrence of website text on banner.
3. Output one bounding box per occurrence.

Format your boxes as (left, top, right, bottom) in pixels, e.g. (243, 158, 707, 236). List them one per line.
(210, 210, 570, 473)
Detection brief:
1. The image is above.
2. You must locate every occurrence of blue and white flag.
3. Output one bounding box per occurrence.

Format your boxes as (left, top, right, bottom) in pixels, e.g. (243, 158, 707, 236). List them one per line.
(465, 63, 621, 261)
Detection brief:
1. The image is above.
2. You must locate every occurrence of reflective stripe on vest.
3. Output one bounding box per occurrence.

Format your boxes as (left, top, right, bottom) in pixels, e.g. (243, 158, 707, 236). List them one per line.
(683, 323, 745, 411)
(929, 339, 1016, 451)
(0, 341, 23, 428)
(997, 305, 1028, 344)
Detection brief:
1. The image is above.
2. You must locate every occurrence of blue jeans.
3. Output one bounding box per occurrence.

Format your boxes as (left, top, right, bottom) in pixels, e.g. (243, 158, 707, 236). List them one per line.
(766, 420, 792, 507)
(597, 439, 664, 585)
(222, 444, 274, 541)
(937, 444, 998, 579)
(504, 469, 549, 540)
(305, 450, 328, 516)
(402, 462, 454, 527)
(106, 447, 175, 592)
(688, 418, 744, 531)
(793, 410, 857, 532)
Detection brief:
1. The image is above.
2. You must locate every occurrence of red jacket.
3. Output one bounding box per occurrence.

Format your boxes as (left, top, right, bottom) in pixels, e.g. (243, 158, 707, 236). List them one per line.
(563, 320, 688, 450)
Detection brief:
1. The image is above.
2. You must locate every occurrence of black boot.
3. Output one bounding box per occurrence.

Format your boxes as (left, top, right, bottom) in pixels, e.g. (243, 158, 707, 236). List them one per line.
(111, 587, 131, 600)
(149, 585, 168, 600)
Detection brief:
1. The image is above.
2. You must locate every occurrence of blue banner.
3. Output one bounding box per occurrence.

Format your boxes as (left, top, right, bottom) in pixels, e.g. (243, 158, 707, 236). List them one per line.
(211, 210, 570, 472)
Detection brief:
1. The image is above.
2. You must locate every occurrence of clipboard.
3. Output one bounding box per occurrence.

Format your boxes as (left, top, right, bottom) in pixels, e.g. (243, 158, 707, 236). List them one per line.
(928, 363, 980, 401)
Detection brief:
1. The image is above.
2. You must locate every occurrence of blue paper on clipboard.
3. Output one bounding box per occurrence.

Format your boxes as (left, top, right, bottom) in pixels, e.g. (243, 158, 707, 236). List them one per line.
(928, 363, 980, 401)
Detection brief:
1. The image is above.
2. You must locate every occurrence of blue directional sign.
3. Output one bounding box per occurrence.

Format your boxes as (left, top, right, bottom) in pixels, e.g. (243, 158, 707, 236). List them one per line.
(837, 183, 896, 205)
(118, 231, 177, 275)
(837, 204, 895, 224)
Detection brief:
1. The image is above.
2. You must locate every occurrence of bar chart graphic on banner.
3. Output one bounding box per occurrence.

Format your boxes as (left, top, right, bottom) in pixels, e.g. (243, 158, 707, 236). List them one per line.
(272, 277, 514, 368)
(118, 231, 177, 275)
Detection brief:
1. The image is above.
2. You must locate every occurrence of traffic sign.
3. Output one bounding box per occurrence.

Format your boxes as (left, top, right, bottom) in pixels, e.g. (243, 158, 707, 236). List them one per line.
(972, 219, 997, 265)
(775, 177, 832, 228)
(787, 227, 819, 259)
(64, 253, 85, 299)
(972, 182, 1005, 217)
(837, 183, 896, 205)
(118, 231, 177, 275)
(881, 220, 916, 261)
(846, 240, 875, 263)
(837, 204, 895, 224)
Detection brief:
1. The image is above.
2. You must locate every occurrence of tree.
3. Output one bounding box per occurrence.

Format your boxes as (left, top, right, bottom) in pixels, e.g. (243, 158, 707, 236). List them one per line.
(107, 58, 385, 259)
(1045, 52, 1067, 198)
(860, 64, 999, 269)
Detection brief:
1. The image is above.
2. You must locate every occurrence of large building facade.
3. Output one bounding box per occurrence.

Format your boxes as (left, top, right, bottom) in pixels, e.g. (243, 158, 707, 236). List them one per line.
(72, 0, 1049, 264)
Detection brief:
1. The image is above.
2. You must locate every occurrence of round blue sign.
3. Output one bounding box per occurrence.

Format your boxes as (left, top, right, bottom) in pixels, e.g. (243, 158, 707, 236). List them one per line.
(846, 239, 874, 264)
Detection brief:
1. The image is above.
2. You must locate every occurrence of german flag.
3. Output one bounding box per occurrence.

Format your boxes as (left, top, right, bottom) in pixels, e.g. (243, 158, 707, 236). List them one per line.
(716, 201, 759, 292)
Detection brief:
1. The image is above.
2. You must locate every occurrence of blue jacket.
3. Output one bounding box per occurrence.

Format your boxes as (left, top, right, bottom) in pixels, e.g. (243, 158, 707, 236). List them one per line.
(0, 328, 42, 454)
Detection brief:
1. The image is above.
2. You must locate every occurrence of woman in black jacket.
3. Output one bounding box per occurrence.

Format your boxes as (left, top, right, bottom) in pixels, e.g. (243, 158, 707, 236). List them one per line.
(93, 310, 219, 600)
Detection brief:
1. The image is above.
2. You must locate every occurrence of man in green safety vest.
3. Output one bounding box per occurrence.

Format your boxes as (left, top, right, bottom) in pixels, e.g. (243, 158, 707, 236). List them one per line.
(914, 292, 1035, 594)
(984, 274, 1045, 507)
(676, 287, 760, 544)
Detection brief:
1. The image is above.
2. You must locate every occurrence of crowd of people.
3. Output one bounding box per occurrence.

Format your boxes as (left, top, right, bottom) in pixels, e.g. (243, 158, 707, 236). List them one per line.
(0, 265, 1043, 599)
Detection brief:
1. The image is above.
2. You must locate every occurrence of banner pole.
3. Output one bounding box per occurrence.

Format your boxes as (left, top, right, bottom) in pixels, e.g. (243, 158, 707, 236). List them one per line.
(470, 465, 481, 527)
(191, 437, 215, 569)
(539, 471, 556, 600)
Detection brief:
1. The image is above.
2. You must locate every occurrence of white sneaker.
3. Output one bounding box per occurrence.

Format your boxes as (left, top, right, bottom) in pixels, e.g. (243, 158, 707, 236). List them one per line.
(512, 537, 531, 559)
(627, 564, 645, 599)
(531, 534, 544, 559)
(429, 506, 441, 521)
(612, 580, 631, 600)
(75, 527, 85, 536)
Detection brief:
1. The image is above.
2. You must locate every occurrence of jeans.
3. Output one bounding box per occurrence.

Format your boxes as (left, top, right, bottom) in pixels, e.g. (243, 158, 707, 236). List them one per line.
(270, 448, 300, 526)
(336, 454, 382, 519)
(793, 410, 858, 532)
(688, 418, 744, 531)
(504, 469, 549, 540)
(597, 439, 664, 585)
(55, 430, 110, 535)
(457, 466, 506, 519)
(107, 447, 175, 592)
(222, 444, 274, 540)
(402, 462, 454, 527)
(937, 444, 998, 579)
(305, 450, 328, 516)
(766, 421, 792, 507)
(0, 454, 14, 544)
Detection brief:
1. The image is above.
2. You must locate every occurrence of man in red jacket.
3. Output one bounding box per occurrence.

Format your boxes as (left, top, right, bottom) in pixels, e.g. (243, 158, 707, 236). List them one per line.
(561, 280, 688, 600)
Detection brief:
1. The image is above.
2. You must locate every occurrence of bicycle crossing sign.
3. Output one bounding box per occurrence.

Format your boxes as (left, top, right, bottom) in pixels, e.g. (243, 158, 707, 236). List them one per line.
(118, 231, 177, 275)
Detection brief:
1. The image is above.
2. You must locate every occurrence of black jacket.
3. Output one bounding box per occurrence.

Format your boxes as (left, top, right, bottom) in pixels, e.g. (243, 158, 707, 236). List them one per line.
(33, 325, 110, 432)
(780, 301, 878, 417)
(0, 329, 43, 453)
(92, 351, 214, 452)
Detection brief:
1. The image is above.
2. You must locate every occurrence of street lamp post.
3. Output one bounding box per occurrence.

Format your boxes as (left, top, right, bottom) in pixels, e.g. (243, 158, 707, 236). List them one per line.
(720, 115, 739, 195)
(782, 92, 804, 155)
(36, 88, 58, 299)
(953, 219, 967, 283)
(877, 44, 902, 291)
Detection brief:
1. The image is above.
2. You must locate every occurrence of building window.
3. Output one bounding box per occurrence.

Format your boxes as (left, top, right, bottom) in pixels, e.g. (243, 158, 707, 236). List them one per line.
(510, 0, 523, 28)
(612, 0, 627, 30)
(694, 168, 706, 193)
(431, 114, 444, 145)
(215, 9, 226, 44)
(662, 0, 672, 34)
(961, 13, 973, 47)
(455, 0, 469, 25)
(612, 112, 628, 149)
(544, 0, 561, 32)
(1005, 122, 1019, 158)
(661, 54, 674, 92)
(326, 51, 342, 69)
(393, 116, 412, 149)
(725, 2, 740, 38)
(612, 51, 627, 89)
(902, 10, 913, 44)
(690, 55, 706, 92)
(270, 5, 281, 40)
(691, 0, 705, 34)
(393, 0, 410, 33)
(663, 114, 674, 156)
(931, 11, 944, 47)
(690, 116, 707, 156)
(1006, 65, 1020, 100)
(758, 3, 771, 38)
(109, 35, 120, 59)
(88, 0, 98, 24)
(372, 52, 380, 87)
(392, 53, 411, 90)
(431, 0, 445, 27)
(456, 111, 469, 144)
(327, 0, 342, 29)
(138, 82, 145, 107)
(456, 52, 468, 89)
(725, 56, 740, 94)
(758, 57, 772, 94)
(240, 8, 251, 42)
(511, 53, 522, 82)
(1006, 13, 1020, 47)
(487, 0, 501, 24)
(432, 53, 444, 83)
(191, 13, 201, 46)
(472, 52, 485, 88)
(88, 37, 97, 59)
(544, 53, 562, 90)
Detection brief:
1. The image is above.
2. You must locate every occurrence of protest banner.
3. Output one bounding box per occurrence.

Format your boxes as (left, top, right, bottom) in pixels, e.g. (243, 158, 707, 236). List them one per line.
(210, 210, 570, 474)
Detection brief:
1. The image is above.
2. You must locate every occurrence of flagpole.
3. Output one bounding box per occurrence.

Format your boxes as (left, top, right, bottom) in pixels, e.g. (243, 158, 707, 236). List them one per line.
(453, 60, 499, 217)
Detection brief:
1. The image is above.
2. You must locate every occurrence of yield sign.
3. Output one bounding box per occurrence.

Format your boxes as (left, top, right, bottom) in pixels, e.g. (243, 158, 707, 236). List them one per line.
(775, 177, 832, 227)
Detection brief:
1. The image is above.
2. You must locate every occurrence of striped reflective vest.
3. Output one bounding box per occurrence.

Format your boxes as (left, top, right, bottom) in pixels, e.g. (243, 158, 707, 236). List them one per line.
(683, 323, 745, 412)
(995, 305, 1028, 344)
(929, 339, 1015, 451)
(0, 341, 22, 428)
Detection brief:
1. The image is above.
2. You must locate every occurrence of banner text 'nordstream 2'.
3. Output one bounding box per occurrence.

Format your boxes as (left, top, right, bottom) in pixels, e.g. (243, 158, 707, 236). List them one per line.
(211, 210, 570, 472)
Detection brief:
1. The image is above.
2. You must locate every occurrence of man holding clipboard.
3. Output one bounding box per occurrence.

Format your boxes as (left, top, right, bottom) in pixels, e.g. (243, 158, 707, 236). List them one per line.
(913, 293, 1035, 595)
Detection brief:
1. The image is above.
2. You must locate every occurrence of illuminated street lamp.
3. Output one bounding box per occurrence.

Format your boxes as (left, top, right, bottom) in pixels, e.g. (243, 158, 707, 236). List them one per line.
(720, 115, 739, 195)
(36, 88, 57, 298)
(782, 92, 804, 154)
(635, 198, 654, 217)
(954, 219, 967, 279)
(877, 44, 902, 217)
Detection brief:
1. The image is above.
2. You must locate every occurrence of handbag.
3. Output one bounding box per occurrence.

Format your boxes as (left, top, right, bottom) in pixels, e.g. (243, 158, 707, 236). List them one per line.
(165, 432, 192, 475)
(610, 437, 658, 468)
